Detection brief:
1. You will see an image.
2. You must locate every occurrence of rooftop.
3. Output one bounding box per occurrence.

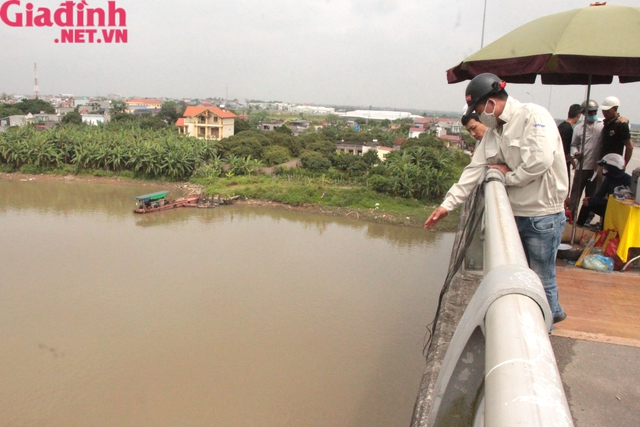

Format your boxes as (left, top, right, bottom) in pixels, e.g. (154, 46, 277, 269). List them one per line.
(183, 106, 236, 119)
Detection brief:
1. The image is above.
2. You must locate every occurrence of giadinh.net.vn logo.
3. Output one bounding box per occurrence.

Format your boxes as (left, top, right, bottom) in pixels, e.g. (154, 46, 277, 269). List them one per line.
(1, 0, 128, 43)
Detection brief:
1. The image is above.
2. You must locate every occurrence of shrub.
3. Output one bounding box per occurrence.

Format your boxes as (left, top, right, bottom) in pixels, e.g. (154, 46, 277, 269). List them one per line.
(262, 146, 291, 166)
(265, 132, 301, 156)
(90, 169, 115, 177)
(367, 174, 390, 193)
(20, 164, 44, 174)
(51, 164, 78, 175)
(192, 163, 222, 179)
(300, 151, 331, 172)
(118, 170, 135, 179)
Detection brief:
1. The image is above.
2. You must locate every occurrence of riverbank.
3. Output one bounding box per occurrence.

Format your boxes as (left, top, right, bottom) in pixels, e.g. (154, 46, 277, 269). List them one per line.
(1, 172, 462, 230)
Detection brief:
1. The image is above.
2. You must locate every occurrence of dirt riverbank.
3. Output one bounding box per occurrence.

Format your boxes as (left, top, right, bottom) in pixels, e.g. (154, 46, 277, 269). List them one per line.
(1, 172, 444, 229)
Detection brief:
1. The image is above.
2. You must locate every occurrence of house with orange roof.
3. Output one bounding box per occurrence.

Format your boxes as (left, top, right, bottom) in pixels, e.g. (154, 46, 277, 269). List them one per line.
(176, 106, 236, 140)
(126, 98, 163, 113)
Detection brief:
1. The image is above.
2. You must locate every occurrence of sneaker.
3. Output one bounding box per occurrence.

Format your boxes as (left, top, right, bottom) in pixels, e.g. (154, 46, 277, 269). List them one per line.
(553, 311, 567, 324)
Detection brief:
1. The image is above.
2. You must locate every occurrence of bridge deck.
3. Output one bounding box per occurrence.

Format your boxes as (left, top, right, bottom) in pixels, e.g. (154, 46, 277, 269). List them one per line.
(553, 265, 640, 347)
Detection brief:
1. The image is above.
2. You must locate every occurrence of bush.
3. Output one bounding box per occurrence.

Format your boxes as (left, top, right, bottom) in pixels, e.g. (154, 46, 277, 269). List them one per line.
(333, 153, 360, 171)
(20, 164, 44, 174)
(300, 151, 331, 172)
(452, 150, 471, 168)
(262, 146, 291, 166)
(51, 164, 78, 175)
(367, 174, 390, 193)
(139, 115, 168, 130)
(89, 169, 115, 177)
(265, 132, 301, 156)
(118, 170, 135, 179)
(192, 163, 222, 179)
(306, 139, 337, 157)
(298, 133, 336, 154)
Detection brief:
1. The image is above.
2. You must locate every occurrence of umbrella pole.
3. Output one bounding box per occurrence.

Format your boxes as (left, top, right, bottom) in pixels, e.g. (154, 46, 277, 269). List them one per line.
(570, 75, 593, 246)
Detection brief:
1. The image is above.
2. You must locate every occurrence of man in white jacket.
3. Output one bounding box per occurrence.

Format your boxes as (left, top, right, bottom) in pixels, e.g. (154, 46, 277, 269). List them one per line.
(424, 73, 568, 324)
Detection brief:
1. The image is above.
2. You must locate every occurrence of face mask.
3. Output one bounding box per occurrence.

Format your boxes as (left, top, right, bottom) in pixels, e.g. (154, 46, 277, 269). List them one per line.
(586, 114, 598, 122)
(479, 99, 498, 128)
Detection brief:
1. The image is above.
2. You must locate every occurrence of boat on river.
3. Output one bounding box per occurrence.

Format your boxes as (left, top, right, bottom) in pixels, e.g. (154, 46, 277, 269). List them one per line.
(133, 191, 200, 214)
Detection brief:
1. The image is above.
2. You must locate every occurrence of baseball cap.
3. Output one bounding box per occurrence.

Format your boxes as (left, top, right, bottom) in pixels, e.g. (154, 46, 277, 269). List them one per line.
(597, 153, 625, 169)
(600, 96, 620, 111)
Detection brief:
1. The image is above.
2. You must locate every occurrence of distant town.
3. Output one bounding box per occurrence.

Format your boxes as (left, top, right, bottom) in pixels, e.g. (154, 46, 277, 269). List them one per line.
(1, 93, 637, 149)
(0, 92, 472, 150)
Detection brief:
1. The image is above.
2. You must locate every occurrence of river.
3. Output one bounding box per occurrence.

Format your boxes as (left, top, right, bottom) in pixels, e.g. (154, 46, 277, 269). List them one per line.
(0, 177, 453, 427)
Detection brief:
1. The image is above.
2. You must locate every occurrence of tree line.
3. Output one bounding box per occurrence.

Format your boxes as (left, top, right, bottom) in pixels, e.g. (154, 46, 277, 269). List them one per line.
(0, 106, 469, 202)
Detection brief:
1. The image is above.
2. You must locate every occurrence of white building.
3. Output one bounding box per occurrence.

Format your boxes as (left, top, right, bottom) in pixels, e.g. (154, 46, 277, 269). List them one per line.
(337, 110, 415, 121)
(290, 105, 335, 115)
(82, 114, 105, 125)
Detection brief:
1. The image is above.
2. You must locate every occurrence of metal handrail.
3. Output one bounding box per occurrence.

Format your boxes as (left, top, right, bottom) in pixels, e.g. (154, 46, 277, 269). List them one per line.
(482, 170, 573, 427)
(426, 170, 573, 427)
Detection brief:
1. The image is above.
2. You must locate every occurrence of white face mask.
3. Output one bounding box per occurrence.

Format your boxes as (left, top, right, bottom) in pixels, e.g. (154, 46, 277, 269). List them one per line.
(479, 99, 498, 128)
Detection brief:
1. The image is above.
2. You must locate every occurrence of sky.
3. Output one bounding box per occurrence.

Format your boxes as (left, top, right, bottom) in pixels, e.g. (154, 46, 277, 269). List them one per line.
(2, 0, 640, 122)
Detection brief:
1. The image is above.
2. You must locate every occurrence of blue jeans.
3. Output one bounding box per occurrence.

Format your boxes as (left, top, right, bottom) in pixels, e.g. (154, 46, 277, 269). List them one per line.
(515, 212, 566, 319)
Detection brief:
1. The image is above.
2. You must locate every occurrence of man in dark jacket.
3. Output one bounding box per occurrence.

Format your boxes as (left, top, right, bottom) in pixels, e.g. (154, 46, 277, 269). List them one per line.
(557, 103, 582, 186)
(576, 153, 631, 229)
(600, 96, 633, 168)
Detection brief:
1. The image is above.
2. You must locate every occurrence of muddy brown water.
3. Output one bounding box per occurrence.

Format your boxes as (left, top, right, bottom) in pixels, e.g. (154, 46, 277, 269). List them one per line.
(0, 178, 453, 427)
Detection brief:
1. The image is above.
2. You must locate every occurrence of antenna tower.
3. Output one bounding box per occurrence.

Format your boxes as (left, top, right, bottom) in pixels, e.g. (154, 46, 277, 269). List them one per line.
(34, 63, 40, 99)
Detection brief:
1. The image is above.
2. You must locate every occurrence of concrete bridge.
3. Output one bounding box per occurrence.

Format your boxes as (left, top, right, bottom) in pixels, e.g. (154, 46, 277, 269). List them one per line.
(411, 169, 640, 427)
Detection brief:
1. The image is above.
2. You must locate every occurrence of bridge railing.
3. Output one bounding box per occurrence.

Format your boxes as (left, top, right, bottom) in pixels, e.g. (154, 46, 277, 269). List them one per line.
(426, 169, 574, 427)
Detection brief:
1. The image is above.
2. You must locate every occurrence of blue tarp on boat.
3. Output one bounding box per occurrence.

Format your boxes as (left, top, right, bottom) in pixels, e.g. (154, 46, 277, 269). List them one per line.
(135, 191, 169, 202)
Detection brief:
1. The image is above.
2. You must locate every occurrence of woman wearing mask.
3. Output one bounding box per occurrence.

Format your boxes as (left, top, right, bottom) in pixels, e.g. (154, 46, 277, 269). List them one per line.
(576, 153, 631, 230)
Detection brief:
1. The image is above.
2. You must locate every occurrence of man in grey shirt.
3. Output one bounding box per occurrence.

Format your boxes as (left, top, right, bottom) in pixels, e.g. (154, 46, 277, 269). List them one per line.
(568, 100, 602, 212)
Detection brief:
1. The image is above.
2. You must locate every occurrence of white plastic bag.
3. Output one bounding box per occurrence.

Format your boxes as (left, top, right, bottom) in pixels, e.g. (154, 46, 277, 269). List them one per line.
(582, 254, 614, 273)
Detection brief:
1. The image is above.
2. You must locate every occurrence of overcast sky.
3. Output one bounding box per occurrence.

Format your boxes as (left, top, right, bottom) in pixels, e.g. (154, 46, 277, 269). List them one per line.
(2, 0, 640, 122)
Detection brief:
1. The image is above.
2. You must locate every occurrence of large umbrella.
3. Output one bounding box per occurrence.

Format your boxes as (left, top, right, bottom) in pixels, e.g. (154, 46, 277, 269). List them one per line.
(446, 3, 640, 243)
(447, 4, 640, 85)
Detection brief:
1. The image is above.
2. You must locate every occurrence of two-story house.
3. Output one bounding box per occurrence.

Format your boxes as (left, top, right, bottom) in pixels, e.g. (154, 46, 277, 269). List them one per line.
(176, 106, 236, 140)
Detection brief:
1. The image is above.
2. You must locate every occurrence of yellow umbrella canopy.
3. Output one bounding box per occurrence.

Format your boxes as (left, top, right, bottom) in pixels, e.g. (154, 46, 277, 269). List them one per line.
(447, 4, 640, 85)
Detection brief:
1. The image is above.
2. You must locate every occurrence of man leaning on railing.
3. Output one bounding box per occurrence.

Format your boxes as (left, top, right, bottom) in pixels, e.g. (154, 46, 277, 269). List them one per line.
(424, 73, 569, 327)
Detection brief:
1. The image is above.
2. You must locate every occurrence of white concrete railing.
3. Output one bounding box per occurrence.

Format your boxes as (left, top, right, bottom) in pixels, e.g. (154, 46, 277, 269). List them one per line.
(427, 170, 574, 427)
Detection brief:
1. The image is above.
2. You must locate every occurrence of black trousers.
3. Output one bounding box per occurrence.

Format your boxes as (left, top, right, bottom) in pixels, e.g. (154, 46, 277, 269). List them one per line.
(577, 203, 607, 226)
(569, 169, 597, 212)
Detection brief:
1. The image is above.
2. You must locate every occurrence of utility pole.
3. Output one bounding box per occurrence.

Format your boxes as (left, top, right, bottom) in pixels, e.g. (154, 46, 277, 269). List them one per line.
(480, 0, 488, 48)
(34, 63, 40, 99)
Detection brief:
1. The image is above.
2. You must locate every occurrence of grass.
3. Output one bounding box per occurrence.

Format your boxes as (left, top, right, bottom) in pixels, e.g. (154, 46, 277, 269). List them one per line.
(199, 175, 461, 230)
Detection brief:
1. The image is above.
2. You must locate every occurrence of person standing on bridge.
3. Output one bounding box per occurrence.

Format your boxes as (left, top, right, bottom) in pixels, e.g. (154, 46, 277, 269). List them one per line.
(599, 96, 633, 169)
(424, 73, 568, 325)
(568, 99, 602, 213)
(557, 103, 582, 190)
